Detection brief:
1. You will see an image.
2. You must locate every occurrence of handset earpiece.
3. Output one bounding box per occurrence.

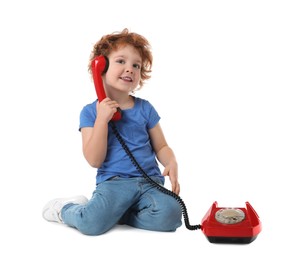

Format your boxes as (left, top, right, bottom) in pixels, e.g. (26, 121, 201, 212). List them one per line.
(91, 55, 122, 121)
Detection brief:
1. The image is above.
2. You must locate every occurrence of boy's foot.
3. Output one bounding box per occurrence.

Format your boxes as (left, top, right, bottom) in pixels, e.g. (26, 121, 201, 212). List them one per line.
(42, 195, 88, 223)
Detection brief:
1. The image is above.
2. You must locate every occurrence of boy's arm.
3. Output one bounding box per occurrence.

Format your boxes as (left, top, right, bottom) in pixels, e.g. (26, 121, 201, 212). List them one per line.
(149, 123, 180, 195)
(81, 120, 108, 168)
(81, 98, 119, 168)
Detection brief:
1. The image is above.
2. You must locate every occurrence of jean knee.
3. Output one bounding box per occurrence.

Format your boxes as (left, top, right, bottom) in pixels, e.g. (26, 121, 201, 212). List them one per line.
(156, 198, 182, 231)
(76, 219, 111, 236)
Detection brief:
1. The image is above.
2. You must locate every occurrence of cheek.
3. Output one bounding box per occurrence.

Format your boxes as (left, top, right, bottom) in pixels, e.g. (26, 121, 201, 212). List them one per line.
(104, 69, 117, 83)
(133, 75, 141, 86)
(135, 70, 141, 80)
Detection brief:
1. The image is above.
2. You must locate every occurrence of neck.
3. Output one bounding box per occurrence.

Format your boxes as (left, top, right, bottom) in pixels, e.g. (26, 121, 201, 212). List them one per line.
(106, 91, 134, 110)
(118, 95, 134, 110)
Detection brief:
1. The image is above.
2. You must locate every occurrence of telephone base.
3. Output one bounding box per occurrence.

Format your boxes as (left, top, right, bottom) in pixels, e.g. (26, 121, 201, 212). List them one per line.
(201, 201, 262, 244)
(206, 236, 257, 244)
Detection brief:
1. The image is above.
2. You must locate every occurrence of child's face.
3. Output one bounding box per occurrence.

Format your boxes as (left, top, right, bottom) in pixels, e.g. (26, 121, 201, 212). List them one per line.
(104, 44, 142, 94)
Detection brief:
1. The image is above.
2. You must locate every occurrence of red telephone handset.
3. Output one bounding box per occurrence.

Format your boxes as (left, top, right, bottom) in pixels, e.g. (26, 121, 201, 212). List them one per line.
(91, 55, 122, 121)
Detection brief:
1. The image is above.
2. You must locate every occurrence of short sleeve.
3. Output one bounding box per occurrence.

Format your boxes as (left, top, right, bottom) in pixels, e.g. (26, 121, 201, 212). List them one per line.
(79, 100, 97, 131)
(146, 101, 160, 129)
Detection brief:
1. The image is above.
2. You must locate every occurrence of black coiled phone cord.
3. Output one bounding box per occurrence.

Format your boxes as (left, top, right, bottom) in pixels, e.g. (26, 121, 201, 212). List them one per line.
(110, 122, 201, 231)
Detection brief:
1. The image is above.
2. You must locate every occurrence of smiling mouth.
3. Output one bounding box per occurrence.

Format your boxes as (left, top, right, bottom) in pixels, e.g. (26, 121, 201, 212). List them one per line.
(120, 76, 133, 82)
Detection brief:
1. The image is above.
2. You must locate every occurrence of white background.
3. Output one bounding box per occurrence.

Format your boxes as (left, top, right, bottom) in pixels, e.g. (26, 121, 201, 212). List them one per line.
(1, 0, 297, 259)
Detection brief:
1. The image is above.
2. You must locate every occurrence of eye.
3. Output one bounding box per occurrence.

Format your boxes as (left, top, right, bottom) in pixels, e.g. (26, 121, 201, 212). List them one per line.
(116, 59, 125, 64)
(133, 63, 141, 69)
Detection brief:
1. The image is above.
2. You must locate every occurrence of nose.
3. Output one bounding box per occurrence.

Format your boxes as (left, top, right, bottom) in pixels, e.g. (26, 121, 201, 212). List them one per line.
(126, 65, 134, 74)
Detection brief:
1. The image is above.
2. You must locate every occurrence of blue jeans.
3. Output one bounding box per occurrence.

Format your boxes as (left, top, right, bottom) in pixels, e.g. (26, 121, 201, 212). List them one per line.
(61, 177, 182, 236)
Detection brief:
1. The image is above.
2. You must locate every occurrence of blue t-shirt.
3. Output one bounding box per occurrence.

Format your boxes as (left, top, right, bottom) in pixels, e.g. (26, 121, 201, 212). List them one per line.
(79, 97, 164, 184)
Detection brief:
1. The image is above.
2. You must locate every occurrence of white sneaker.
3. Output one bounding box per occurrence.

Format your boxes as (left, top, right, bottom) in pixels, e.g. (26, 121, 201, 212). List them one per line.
(42, 195, 88, 223)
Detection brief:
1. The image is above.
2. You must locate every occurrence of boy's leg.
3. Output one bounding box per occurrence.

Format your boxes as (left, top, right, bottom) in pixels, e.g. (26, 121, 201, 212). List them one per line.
(120, 178, 182, 232)
(61, 177, 140, 235)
